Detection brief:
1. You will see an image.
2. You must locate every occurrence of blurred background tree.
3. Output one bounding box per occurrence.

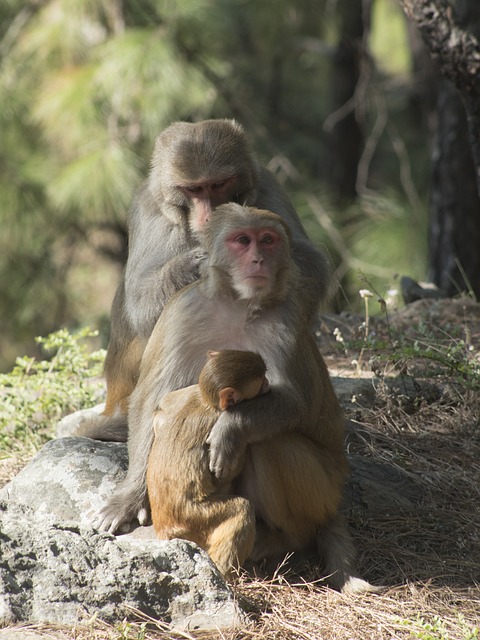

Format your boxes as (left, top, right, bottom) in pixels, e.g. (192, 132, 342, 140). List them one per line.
(0, 0, 478, 371)
(398, 0, 480, 298)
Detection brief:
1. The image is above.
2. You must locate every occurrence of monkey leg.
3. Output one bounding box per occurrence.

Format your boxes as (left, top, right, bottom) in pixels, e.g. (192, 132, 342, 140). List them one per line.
(61, 286, 144, 443)
(103, 281, 147, 417)
(71, 350, 139, 441)
(103, 334, 145, 416)
(240, 434, 346, 561)
(155, 495, 256, 581)
(205, 496, 256, 580)
(315, 514, 382, 594)
(242, 437, 379, 593)
(73, 412, 129, 442)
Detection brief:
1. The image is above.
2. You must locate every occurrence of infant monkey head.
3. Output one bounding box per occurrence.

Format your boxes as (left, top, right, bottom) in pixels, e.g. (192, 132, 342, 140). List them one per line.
(199, 350, 269, 411)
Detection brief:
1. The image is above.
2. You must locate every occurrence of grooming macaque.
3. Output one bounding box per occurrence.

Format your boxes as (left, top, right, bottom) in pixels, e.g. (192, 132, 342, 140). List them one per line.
(94, 204, 372, 593)
(146, 349, 269, 579)
(75, 119, 332, 441)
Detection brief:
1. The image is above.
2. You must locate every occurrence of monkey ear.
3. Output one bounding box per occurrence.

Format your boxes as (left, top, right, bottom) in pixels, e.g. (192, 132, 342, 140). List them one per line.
(218, 387, 240, 410)
(207, 350, 220, 359)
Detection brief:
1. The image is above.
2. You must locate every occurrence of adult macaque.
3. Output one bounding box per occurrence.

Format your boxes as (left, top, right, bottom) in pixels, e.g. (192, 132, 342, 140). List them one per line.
(147, 349, 269, 580)
(95, 204, 372, 594)
(77, 119, 332, 440)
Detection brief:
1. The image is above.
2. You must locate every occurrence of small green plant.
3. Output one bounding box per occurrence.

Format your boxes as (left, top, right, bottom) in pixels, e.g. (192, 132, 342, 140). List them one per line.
(388, 322, 480, 389)
(0, 328, 105, 453)
(338, 279, 480, 391)
(114, 619, 147, 640)
(399, 614, 478, 640)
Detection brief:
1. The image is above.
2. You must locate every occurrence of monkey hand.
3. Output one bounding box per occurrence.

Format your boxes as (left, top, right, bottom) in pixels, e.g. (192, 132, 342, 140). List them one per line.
(158, 248, 207, 297)
(186, 248, 208, 278)
(128, 247, 210, 335)
(206, 416, 246, 481)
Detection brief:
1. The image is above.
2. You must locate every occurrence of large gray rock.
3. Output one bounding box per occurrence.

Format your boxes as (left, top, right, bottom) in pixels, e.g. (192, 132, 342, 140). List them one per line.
(0, 501, 243, 628)
(0, 438, 246, 630)
(0, 437, 128, 528)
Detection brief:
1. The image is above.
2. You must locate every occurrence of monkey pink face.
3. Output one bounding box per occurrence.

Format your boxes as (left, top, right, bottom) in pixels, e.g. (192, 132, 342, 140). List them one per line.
(227, 227, 282, 295)
(181, 176, 238, 232)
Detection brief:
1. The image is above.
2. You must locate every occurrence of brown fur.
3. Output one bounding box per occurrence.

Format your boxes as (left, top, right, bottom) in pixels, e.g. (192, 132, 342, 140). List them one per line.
(146, 350, 266, 580)
(83, 119, 331, 435)
(93, 205, 375, 593)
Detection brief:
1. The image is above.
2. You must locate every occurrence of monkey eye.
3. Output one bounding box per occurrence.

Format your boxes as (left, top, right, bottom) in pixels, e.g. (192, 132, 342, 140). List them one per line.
(185, 185, 202, 194)
(235, 235, 251, 245)
(212, 180, 226, 189)
(261, 234, 275, 244)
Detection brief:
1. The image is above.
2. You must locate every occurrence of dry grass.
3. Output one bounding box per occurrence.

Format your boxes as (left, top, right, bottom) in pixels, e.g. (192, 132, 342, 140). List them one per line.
(1, 298, 479, 640)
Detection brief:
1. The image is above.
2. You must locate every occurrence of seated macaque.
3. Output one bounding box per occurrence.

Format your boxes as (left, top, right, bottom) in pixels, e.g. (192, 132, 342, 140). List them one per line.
(146, 349, 269, 580)
(100, 204, 375, 594)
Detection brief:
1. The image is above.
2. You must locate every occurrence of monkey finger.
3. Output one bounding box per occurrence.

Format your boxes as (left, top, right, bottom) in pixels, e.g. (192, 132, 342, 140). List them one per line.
(207, 428, 243, 479)
(206, 440, 224, 477)
(192, 248, 208, 262)
(209, 461, 227, 480)
(208, 449, 238, 481)
(90, 513, 111, 532)
(90, 509, 122, 534)
(137, 507, 150, 526)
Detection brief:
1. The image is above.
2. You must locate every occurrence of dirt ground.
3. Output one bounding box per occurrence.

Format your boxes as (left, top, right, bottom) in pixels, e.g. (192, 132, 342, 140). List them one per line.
(1, 297, 479, 640)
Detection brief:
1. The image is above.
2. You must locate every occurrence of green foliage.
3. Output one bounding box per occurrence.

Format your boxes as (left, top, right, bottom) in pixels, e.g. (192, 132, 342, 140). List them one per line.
(371, 0, 411, 76)
(0, 0, 220, 366)
(48, 140, 142, 220)
(343, 286, 480, 392)
(399, 614, 479, 640)
(0, 328, 105, 454)
(0, 0, 433, 370)
(392, 327, 480, 389)
(114, 619, 147, 640)
(344, 192, 427, 304)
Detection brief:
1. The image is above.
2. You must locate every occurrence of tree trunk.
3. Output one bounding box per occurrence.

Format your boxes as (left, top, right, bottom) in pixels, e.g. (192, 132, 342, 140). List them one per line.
(399, 0, 480, 296)
(327, 0, 370, 201)
(398, 0, 480, 192)
(428, 79, 480, 295)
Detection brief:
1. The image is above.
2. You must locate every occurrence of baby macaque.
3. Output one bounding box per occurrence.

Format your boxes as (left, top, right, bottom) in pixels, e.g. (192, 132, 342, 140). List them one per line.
(146, 349, 269, 580)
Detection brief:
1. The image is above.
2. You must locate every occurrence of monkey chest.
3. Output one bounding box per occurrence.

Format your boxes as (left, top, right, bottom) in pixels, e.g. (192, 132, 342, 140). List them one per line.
(203, 307, 275, 352)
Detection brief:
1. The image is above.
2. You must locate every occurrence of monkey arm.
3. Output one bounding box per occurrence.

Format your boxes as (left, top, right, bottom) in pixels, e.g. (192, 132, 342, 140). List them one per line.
(91, 384, 158, 533)
(125, 249, 207, 338)
(206, 383, 307, 481)
(124, 189, 206, 338)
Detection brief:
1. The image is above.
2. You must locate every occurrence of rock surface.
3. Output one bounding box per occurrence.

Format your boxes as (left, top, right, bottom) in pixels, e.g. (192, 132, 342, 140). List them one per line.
(0, 438, 246, 630)
(0, 437, 127, 529)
